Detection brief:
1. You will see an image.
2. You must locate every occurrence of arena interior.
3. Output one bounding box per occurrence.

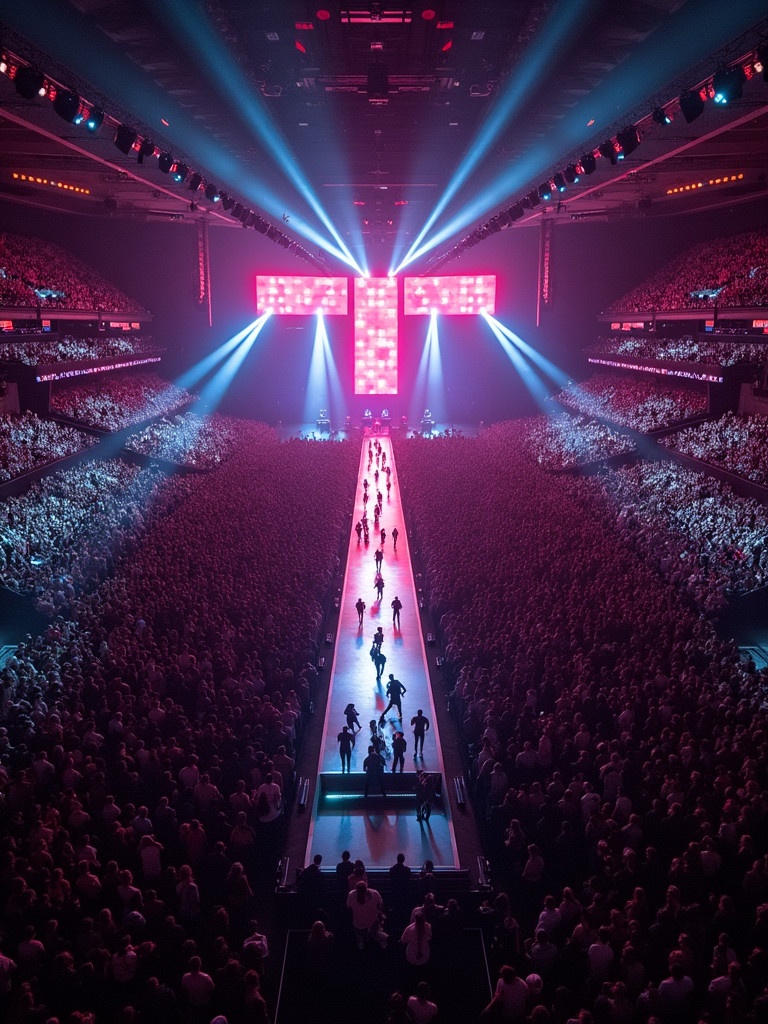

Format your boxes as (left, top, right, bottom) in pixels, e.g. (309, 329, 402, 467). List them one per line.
(2, 2, 768, 1023)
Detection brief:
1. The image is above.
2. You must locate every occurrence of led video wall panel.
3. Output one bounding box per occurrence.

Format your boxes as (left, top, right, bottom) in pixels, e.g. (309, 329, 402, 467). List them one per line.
(403, 274, 496, 315)
(256, 276, 349, 314)
(354, 277, 398, 395)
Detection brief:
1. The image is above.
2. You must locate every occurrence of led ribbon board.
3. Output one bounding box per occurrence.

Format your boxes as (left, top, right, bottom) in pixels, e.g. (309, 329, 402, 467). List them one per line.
(403, 275, 496, 315)
(354, 277, 398, 395)
(256, 276, 349, 314)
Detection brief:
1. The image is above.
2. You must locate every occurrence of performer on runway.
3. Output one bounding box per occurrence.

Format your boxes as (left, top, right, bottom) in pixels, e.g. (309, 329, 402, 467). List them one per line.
(411, 709, 430, 757)
(391, 595, 402, 629)
(380, 674, 406, 723)
(391, 526, 399, 550)
(355, 597, 366, 624)
(337, 726, 355, 773)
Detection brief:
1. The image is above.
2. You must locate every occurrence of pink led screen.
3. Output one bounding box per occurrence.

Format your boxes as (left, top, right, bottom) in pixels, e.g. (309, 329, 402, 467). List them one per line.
(403, 275, 496, 315)
(354, 277, 398, 395)
(256, 276, 349, 314)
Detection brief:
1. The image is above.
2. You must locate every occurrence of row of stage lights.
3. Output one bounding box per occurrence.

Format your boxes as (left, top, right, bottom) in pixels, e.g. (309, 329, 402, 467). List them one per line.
(0, 50, 330, 273)
(428, 45, 768, 272)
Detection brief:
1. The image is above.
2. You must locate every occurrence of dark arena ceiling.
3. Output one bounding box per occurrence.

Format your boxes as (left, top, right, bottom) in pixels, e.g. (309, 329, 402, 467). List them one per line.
(0, 0, 767, 273)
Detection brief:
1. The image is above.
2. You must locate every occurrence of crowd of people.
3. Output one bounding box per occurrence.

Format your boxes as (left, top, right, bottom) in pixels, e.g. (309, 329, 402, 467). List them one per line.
(0, 457, 169, 613)
(554, 373, 708, 432)
(0, 234, 148, 313)
(585, 335, 768, 368)
(606, 229, 768, 314)
(522, 413, 635, 470)
(0, 336, 161, 367)
(659, 412, 768, 487)
(392, 421, 768, 1024)
(0, 411, 97, 483)
(51, 372, 194, 431)
(124, 414, 240, 470)
(0, 419, 359, 1024)
(596, 459, 768, 610)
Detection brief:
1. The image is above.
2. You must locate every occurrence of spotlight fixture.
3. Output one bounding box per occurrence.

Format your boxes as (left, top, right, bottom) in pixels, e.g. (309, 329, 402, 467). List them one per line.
(616, 126, 640, 157)
(231, 202, 244, 219)
(204, 182, 221, 202)
(561, 163, 581, 184)
(85, 107, 104, 132)
(508, 203, 524, 222)
(157, 152, 174, 174)
(652, 106, 672, 126)
(679, 89, 704, 123)
(538, 180, 553, 201)
(598, 140, 618, 165)
(188, 172, 202, 192)
(580, 152, 596, 174)
(137, 139, 155, 164)
(15, 66, 45, 99)
(757, 44, 768, 82)
(114, 124, 138, 155)
(171, 162, 188, 183)
(239, 207, 250, 224)
(53, 89, 81, 123)
(712, 65, 745, 104)
(525, 190, 540, 207)
(553, 172, 567, 192)
(220, 194, 234, 211)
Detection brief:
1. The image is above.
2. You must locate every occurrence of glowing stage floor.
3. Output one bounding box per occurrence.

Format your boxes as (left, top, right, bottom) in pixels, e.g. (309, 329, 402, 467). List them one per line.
(304, 435, 461, 870)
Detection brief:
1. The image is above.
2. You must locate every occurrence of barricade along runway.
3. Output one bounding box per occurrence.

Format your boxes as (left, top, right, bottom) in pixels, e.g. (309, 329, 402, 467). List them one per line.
(305, 433, 460, 870)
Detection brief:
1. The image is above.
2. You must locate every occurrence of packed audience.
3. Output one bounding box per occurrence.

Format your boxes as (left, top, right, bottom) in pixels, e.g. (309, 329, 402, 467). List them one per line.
(124, 413, 240, 469)
(659, 411, 768, 486)
(393, 422, 768, 1024)
(0, 335, 161, 366)
(554, 373, 708, 431)
(607, 229, 768, 314)
(595, 458, 768, 609)
(0, 411, 97, 482)
(523, 413, 636, 470)
(585, 334, 768, 368)
(0, 233, 148, 313)
(51, 372, 194, 431)
(0, 420, 358, 1024)
(0, 457, 169, 613)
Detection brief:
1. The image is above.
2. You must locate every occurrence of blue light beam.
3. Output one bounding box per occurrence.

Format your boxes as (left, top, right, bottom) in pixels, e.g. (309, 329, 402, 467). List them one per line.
(395, 0, 597, 273)
(196, 313, 270, 413)
(481, 312, 551, 411)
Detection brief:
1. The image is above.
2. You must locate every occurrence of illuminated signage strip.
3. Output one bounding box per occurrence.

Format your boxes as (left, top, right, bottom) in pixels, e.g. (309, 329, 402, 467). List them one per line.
(403, 275, 496, 315)
(36, 355, 161, 382)
(354, 277, 398, 395)
(256, 275, 348, 315)
(587, 356, 723, 384)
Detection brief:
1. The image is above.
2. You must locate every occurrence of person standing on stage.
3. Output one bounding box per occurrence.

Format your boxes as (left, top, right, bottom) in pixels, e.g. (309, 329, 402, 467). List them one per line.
(374, 573, 385, 602)
(411, 709, 430, 757)
(374, 548, 383, 572)
(373, 648, 387, 681)
(345, 703, 362, 733)
(391, 527, 399, 550)
(363, 746, 387, 798)
(355, 597, 366, 625)
(391, 731, 407, 773)
(337, 726, 355, 773)
(391, 595, 402, 629)
(380, 674, 406, 723)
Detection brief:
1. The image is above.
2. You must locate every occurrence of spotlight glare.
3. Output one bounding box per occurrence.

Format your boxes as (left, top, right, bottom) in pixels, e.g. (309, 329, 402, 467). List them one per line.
(712, 65, 745, 105)
(652, 106, 672, 126)
(172, 162, 189, 183)
(553, 172, 567, 193)
(538, 181, 552, 201)
(85, 107, 104, 132)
